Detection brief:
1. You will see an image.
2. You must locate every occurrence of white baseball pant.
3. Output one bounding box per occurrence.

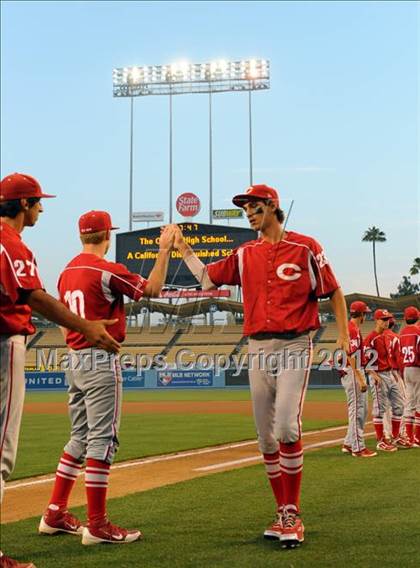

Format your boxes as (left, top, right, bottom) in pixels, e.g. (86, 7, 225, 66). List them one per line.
(247, 334, 313, 453)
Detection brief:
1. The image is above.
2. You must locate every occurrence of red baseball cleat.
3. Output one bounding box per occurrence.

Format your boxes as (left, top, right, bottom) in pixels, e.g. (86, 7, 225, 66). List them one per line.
(352, 448, 377, 458)
(39, 507, 83, 535)
(393, 437, 412, 449)
(82, 520, 142, 545)
(376, 440, 398, 452)
(279, 511, 304, 548)
(412, 437, 420, 448)
(0, 555, 36, 568)
(341, 444, 352, 454)
(264, 510, 283, 540)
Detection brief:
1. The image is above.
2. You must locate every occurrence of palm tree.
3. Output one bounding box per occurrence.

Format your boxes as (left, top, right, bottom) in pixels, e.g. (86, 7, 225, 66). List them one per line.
(409, 257, 420, 276)
(362, 226, 386, 296)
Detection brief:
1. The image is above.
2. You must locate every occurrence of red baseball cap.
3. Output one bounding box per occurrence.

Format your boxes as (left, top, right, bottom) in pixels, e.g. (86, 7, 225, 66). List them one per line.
(404, 306, 419, 321)
(232, 184, 280, 208)
(78, 211, 119, 234)
(374, 309, 393, 321)
(0, 173, 55, 201)
(350, 301, 371, 313)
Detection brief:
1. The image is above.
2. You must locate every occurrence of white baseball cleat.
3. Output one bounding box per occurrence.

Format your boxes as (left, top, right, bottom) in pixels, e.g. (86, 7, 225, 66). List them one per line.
(82, 521, 142, 545)
(39, 508, 83, 535)
(264, 510, 283, 540)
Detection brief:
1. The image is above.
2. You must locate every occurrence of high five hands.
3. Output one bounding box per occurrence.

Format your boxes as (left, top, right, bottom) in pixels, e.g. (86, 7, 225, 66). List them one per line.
(159, 224, 185, 251)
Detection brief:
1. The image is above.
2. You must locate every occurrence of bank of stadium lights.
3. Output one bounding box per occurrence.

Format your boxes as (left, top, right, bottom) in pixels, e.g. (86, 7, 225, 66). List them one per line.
(113, 59, 270, 96)
(113, 58, 270, 229)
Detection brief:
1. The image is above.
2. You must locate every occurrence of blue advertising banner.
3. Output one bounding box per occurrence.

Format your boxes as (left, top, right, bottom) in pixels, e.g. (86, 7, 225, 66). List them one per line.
(157, 370, 213, 388)
(25, 370, 145, 390)
(26, 372, 67, 390)
(121, 370, 145, 389)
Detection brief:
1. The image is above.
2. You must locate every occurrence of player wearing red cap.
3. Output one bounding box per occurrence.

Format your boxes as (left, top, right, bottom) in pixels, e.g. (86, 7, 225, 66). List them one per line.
(39, 211, 176, 546)
(399, 306, 420, 446)
(174, 184, 349, 549)
(364, 309, 407, 452)
(0, 174, 120, 568)
(383, 318, 409, 442)
(340, 301, 377, 457)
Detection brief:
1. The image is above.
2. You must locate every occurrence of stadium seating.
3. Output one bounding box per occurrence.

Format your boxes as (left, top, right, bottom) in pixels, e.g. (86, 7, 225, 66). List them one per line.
(25, 320, 406, 370)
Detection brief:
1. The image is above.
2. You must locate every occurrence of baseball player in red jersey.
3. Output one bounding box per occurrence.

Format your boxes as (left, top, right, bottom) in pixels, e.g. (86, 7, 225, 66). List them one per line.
(399, 306, 420, 446)
(340, 301, 377, 457)
(173, 184, 349, 548)
(39, 211, 176, 546)
(383, 317, 409, 441)
(364, 309, 408, 452)
(0, 174, 119, 568)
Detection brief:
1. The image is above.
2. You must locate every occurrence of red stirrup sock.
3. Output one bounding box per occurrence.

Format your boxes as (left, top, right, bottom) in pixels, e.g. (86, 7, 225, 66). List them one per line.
(391, 416, 402, 439)
(263, 450, 283, 510)
(85, 458, 110, 527)
(279, 440, 303, 513)
(405, 417, 414, 442)
(373, 418, 384, 441)
(415, 412, 420, 441)
(48, 452, 83, 510)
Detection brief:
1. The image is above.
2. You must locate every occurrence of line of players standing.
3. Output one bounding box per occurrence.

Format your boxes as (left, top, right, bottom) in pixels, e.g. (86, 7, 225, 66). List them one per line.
(340, 302, 420, 457)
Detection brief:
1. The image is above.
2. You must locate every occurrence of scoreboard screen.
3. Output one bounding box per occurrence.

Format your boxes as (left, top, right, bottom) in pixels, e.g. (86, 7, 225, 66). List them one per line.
(116, 222, 257, 287)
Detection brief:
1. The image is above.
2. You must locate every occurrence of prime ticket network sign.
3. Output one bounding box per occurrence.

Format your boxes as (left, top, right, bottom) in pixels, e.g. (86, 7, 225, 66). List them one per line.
(116, 223, 257, 287)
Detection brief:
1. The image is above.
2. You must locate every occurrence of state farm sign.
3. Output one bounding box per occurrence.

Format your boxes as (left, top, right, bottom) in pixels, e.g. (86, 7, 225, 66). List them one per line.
(176, 192, 201, 217)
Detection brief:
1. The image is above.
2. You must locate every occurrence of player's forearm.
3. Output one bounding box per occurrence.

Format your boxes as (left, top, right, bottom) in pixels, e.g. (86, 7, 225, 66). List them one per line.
(27, 289, 88, 334)
(347, 354, 366, 388)
(330, 288, 349, 341)
(367, 369, 381, 383)
(144, 250, 171, 297)
(175, 240, 215, 290)
(177, 240, 194, 260)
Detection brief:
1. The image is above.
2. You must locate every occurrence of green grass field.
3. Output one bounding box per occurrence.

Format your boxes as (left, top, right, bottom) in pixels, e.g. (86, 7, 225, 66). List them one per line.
(3, 446, 418, 568)
(24, 388, 347, 403)
(14, 389, 346, 480)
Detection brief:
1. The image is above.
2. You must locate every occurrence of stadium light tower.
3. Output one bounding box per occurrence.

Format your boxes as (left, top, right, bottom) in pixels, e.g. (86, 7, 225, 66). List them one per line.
(113, 59, 270, 228)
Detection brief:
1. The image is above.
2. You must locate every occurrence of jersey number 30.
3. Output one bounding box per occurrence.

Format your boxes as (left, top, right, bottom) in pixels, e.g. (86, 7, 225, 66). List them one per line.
(64, 290, 86, 318)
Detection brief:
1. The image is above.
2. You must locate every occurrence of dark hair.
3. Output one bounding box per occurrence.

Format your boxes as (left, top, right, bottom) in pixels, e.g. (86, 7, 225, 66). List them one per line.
(388, 320, 395, 329)
(275, 208, 285, 223)
(350, 311, 364, 319)
(406, 318, 418, 325)
(0, 197, 40, 219)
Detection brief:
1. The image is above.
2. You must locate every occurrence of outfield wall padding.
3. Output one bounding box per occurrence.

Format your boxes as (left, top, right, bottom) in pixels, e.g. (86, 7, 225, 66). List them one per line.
(25, 368, 340, 390)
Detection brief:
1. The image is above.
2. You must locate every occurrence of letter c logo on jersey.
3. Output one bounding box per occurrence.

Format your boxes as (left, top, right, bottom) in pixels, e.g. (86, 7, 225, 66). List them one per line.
(276, 263, 302, 281)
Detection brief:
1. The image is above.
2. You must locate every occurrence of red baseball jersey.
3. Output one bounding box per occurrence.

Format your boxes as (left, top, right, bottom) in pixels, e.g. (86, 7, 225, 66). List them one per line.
(363, 330, 391, 372)
(383, 329, 401, 370)
(348, 319, 367, 364)
(206, 231, 339, 336)
(399, 324, 420, 368)
(336, 319, 365, 376)
(58, 253, 148, 349)
(0, 221, 44, 335)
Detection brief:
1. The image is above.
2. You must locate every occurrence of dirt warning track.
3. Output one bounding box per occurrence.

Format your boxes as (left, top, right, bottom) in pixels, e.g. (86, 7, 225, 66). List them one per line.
(3, 424, 374, 524)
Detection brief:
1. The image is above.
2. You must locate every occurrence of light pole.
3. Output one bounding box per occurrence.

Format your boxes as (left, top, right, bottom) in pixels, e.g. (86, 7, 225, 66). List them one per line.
(112, 59, 270, 230)
(129, 96, 134, 231)
(169, 90, 173, 223)
(209, 90, 213, 224)
(248, 89, 253, 186)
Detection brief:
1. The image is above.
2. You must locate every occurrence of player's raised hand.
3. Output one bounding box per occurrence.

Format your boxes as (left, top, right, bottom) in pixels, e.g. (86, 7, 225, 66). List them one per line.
(172, 225, 185, 250)
(159, 224, 177, 251)
(81, 319, 121, 353)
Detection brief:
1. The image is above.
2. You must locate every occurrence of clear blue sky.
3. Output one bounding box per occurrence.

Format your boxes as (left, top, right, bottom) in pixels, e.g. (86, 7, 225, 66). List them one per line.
(1, 1, 418, 296)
